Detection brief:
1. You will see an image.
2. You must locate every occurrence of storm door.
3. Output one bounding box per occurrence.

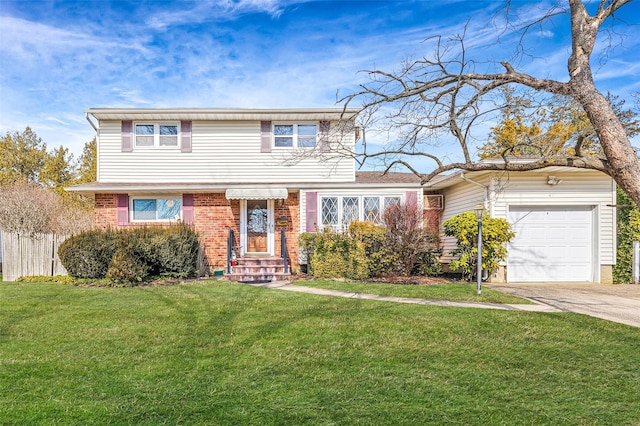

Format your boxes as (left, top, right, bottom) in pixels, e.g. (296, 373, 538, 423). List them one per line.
(244, 199, 272, 254)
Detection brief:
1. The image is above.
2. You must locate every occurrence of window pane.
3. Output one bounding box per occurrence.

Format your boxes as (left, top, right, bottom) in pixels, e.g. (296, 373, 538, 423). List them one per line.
(133, 199, 157, 221)
(159, 135, 178, 146)
(135, 124, 154, 135)
(275, 137, 293, 147)
(159, 125, 178, 135)
(298, 136, 316, 148)
(136, 136, 154, 146)
(363, 197, 381, 224)
(274, 125, 293, 136)
(384, 197, 401, 210)
(321, 197, 338, 225)
(157, 198, 181, 220)
(298, 125, 317, 136)
(342, 197, 359, 226)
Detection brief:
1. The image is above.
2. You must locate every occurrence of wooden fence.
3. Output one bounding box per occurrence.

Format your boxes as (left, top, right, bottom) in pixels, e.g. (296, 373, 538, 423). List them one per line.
(1, 232, 68, 281)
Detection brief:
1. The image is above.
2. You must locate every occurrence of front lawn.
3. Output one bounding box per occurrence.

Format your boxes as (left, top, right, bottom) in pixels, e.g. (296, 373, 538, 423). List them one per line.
(1, 281, 639, 425)
(292, 279, 532, 304)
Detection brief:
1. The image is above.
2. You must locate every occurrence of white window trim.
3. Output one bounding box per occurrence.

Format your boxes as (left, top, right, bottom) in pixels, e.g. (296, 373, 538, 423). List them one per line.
(134, 122, 180, 149)
(272, 122, 318, 149)
(318, 195, 404, 229)
(130, 195, 182, 222)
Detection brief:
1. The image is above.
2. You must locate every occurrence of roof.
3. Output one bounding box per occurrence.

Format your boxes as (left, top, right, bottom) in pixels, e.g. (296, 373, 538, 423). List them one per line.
(355, 171, 422, 184)
(85, 107, 359, 122)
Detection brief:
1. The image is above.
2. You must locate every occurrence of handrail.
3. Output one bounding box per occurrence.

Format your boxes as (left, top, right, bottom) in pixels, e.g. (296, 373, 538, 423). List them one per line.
(227, 227, 235, 274)
(280, 227, 289, 274)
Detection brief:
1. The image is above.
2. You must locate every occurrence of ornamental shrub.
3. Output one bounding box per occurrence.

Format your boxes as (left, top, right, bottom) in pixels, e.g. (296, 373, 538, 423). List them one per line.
(382, 204, 441, 276)
(308, 227, 370, 280)
(58, 229, 118, 278)
(443, 211, 515, 280)
(59, 224, 200, 284)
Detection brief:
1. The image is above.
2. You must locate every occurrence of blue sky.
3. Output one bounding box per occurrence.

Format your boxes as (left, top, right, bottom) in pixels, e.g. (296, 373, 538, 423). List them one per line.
(1, 0, 639, 167)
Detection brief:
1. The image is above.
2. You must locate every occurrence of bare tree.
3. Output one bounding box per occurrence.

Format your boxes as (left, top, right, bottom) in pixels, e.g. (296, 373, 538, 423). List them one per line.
(0, 181, 93, 236)
(341, 0, 640, 206)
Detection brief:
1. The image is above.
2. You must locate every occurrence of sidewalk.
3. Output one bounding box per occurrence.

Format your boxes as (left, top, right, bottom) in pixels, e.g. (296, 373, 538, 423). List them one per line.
(246, 281, 562, 313)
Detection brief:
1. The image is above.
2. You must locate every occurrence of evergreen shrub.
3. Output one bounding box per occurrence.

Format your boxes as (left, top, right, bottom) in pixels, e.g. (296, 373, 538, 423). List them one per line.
(59, 224, 200, 284)
(58, 229, 118, 278)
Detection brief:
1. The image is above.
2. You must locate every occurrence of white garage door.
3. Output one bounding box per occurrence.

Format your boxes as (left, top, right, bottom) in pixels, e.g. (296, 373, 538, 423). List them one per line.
(507, 206, 594, 282)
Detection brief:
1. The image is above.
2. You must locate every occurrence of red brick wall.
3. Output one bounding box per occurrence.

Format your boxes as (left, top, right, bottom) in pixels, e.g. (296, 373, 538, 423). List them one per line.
(94, 192, 301, 274)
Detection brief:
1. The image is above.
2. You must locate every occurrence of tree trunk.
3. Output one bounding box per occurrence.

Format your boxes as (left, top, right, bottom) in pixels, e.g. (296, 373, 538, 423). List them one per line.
(568, 0, 640, 206)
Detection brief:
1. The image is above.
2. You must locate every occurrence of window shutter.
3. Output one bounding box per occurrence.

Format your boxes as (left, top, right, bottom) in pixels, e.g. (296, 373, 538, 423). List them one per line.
(180, 121, 192, 153)
(121, 121, 133, 152)
(405, 191, 418, 209)
(319, 121, 330, 152)
(182, 194, 195, 225)
(305, 192, 318, 232)
(117, 194, 129, 225)
(260, 121, 272, 153)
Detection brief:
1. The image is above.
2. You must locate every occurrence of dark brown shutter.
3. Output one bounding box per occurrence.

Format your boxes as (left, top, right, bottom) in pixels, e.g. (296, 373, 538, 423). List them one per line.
(319, 121, 330, 152)
(305, 192, 318, 232)
(180, 121, 192, 153)
(182, 194, 194, 225)
(117, 194, 129, 225)
(260, 121, 272, 153)
(121, 121, 133, 152)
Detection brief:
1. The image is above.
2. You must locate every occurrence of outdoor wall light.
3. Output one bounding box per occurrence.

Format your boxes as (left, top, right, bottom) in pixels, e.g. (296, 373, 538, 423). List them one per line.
(547, 176, 562, 185)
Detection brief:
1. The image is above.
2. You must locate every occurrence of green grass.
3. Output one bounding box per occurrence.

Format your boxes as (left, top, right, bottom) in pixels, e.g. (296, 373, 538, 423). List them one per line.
(1, 281, 639, 425)
(292, 279, 533, 304)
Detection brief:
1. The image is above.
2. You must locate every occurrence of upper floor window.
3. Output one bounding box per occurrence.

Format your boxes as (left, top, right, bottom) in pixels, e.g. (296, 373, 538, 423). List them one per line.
(273, 123, 317, 148)
(135, 123, 179, 148)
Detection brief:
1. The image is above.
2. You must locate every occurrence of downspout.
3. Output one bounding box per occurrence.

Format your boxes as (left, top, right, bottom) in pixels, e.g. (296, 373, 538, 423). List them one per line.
(460, 172, 489, 211)
(85, 112, 99, 182)
(85, 112, 98, 132)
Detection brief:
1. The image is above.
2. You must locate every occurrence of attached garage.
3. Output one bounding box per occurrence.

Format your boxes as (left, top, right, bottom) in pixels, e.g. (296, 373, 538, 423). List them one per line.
(507, 206, 595, 282)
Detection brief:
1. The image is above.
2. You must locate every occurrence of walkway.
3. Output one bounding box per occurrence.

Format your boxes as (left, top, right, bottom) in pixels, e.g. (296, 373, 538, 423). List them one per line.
(249, 281, 640, 328)
(247, 281, 561, 313)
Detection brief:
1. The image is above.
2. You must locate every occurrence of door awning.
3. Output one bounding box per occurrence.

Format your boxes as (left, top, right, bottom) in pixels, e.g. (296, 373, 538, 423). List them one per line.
(225, 188, 288, 200)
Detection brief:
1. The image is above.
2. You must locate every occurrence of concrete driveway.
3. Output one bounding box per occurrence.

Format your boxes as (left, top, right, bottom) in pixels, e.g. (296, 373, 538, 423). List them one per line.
(487, 283, 640, 328)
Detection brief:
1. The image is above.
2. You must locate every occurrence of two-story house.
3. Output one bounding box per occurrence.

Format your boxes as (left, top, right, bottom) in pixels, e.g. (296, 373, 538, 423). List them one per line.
(69, 108, 425, 281)
(69, 108, 617, 284)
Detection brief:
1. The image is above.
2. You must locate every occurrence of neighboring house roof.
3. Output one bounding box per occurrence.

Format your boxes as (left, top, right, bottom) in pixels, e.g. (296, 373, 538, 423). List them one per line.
(85, 107, 359, 122)
(355, 171, 423, 184)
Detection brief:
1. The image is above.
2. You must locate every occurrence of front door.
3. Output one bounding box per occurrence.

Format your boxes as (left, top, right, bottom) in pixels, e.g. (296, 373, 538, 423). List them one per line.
(245, 200, 271, 254)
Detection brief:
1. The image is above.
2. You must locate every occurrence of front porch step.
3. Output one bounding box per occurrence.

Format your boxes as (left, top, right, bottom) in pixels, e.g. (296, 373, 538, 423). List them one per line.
(225, 256, 291, 283)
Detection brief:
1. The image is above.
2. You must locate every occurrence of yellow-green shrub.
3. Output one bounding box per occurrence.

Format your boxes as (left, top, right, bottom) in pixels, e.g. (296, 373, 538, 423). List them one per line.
(443, 211, 515, 280)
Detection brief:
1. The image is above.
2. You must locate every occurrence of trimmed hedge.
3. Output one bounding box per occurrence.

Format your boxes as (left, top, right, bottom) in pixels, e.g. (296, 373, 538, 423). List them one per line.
(58, 229, 118, 278)
(59, 224, 200, 284)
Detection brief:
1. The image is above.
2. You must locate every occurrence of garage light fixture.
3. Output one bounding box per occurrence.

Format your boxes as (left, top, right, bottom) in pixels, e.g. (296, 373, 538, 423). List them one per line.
(547, 176, 562, 185)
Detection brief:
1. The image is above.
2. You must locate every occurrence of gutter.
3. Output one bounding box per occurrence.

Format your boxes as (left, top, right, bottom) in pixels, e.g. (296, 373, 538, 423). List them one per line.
(460, 172, 489, 210)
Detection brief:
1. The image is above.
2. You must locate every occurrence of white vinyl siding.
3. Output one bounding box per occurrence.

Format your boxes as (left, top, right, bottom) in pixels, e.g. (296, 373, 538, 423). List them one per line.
(439, 176, 488, 263)
(98, 120, 354, 183)
(491, 171, 615, 266)
(438, 170, 615, 282)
